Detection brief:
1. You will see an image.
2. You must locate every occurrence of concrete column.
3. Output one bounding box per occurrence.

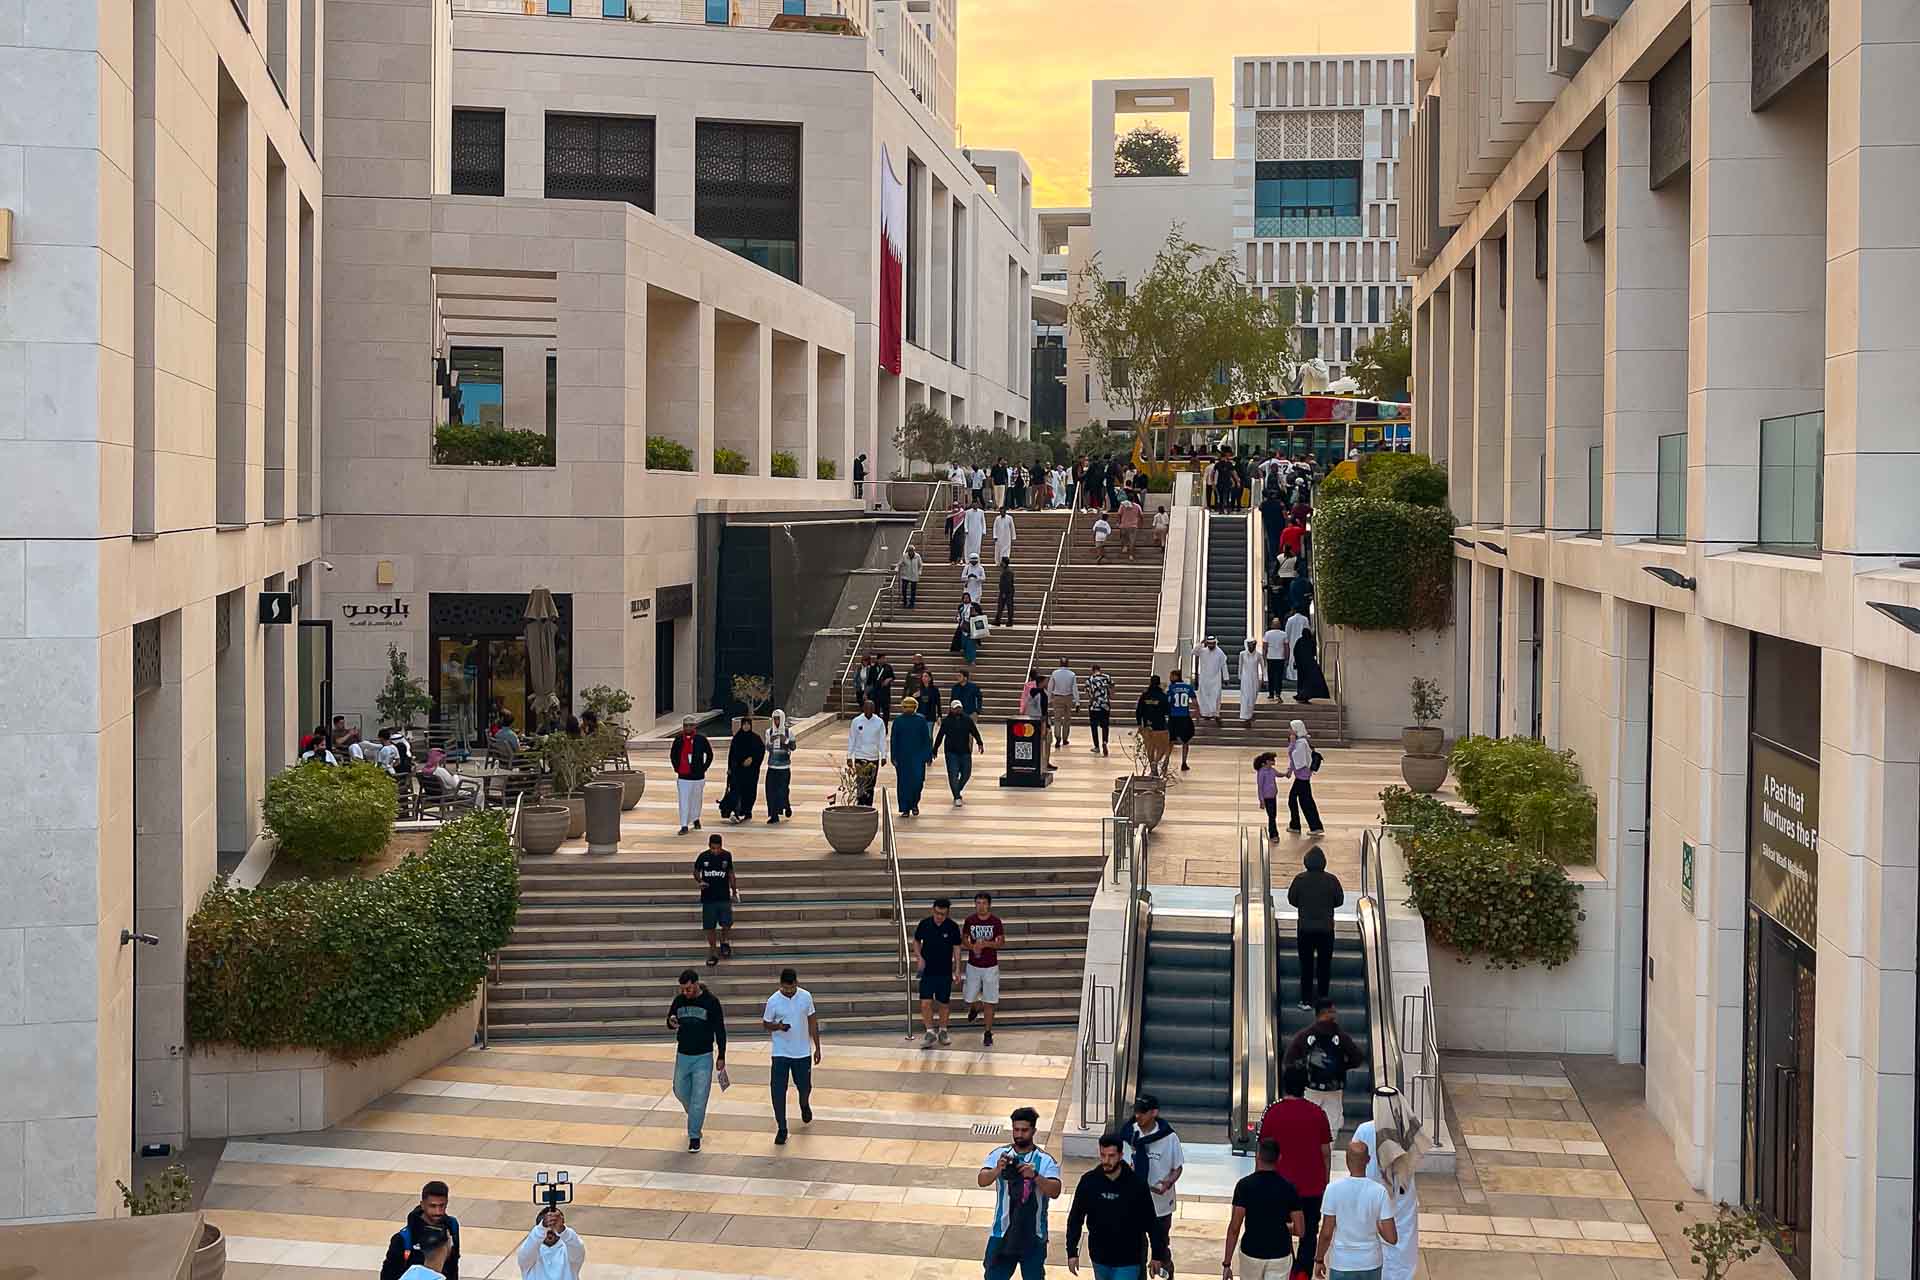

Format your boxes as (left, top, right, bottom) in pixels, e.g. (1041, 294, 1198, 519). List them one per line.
(1506, 199, 1546, 532)
(132, 612, 188, 1155)
(696, 303, 717, 473)
(1546, 149, 1603, 535)
(1416, 290, 1450, 465)
(1446, 265, 1475, 519)
(1473, 238, 1505, 527)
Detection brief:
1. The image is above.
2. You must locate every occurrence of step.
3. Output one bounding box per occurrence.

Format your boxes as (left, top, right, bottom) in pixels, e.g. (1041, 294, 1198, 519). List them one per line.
(483, 1006, 1075, 1041)
(499, 947, 1091, 983)
(487, 989, 1079, 1026)
(490, 968, 1086, 1004)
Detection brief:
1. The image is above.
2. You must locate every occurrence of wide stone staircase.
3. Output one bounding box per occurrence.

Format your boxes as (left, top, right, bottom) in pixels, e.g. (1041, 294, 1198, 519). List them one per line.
(484, 851, 1105, 1040)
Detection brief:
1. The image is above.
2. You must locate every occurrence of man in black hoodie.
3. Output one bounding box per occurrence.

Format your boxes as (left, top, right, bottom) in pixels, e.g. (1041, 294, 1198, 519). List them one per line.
(667, 969, 727, 1151)
(1065, 1133, 1170, 1278)
(1282, 999, 1364, 1146)
(932, 699, 985, 805)
(380, 1180, 461, 1280)
(1285, 845, 1344, 1010)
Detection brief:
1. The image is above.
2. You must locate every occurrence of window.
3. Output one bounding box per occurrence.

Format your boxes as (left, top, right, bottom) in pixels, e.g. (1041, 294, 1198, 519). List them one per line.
(451, 109, 506, 196)
(1368, 286, 1380, 323)
(1656, 432, 1686, 543)
(547, 0, 570, 11)
(695, 121, 801, 281)
(705, 0, 729, 21)
(546, 351, 558, 437)
(449, 347, 504, 427)
(1758, 411, 1823, 551)
(601, 0, 625, 14)
(783, 0, 805, 11)
(906, 155, 922, 345)
(1254, 159, 1363, 236)
(1586, 445, 1603, 536)
(1106, 357, 1129, 393)
(1334, 289, 1347, 323)
(545, 113, 655, 211)
(1106, 279, 1127, 301)
(1040, 270, 1067, 283)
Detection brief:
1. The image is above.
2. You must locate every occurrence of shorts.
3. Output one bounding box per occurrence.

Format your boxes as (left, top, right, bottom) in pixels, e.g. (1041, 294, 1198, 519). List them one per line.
(701, 899, 734, 930)
(1169, 716, 1195, 743)
(963, 965, 1001, 1004)
(918, 968, 954, 1004)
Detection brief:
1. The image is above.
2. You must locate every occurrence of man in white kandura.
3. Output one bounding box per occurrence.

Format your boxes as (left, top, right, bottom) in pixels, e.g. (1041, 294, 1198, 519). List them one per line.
(963, 502, 988, 562)
(1192, 637, 1229, 725)
(1238, 639, 1261, 725)
(993, 509, 1017, 566)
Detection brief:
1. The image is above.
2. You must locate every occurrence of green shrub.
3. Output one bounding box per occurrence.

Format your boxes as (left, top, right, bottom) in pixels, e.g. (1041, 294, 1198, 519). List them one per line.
(714, 447, 750, 475)
(1147, 472, 1173, 493)
(1389, 463, 1451, 508)
(1316, 472, 1362, 502)
(432, 424, 555, 467)
(1448, 734, 1597, 864)
(186, 812, 518, 1059)
(262, 761, 397, 870)
(771, 451, 799, 478)
(817, 457, 838, 480)
(647, 435, 694, 471)
(1312, 497, 1455, 631)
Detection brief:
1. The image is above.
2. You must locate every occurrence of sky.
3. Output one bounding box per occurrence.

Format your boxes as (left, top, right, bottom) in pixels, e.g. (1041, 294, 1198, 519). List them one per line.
(956, 0, 1416, 207)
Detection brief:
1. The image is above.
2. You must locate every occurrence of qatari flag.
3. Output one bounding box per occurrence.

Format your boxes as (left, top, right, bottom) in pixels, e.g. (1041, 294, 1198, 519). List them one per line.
(879, 144, 905, 375)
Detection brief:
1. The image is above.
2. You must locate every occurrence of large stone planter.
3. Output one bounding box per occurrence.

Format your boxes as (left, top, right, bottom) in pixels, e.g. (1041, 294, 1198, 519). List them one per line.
(1400, 753, 1448, 794)
(887, 479, 935, 513)
(1401, 726, 1444, 756)
(601, 768, 646, 810)
(195, 1222, 227, 1280)
(822, 804, 879, 853)
(520, 803, 571, 855)
(1111, 776, 1166, 831)
(561, 793, 586, 839)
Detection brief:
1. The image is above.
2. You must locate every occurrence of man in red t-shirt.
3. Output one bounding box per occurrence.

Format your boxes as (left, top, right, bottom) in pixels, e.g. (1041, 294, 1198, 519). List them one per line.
(961, 891, 1007, 1047)
(1257, 1064, 1333, 1278)
(1278, 518, 1306, 560)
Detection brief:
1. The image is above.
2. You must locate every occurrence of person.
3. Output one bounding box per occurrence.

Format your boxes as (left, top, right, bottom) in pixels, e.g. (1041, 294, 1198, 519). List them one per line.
(669, 716, 713, 835)
(1276, 551, 1299, 598)
(972, 461, 989, 504)
(846, 698, 887, 805)
(1042, 656, 1078, 748)
(852, 452, 867, 500)
(891, 696, 934, 816)
(1065, 1133, 1172, 1280)
(1351, 1117, 1419, 1280)
(694, 833, 738, 965)
(863, 651, 896, 722)
(1279, 516, 1305, 561)
(1282, 608, 1310, 685)
(763, 708, 796, 824)
(914, 670, 942, 724)
(1117, 494, 1142, 560)
(993, 508, 1017, 565)
(913, 896, 964, 1047)
(1213, 454, 1236, 512)
(490, 711, 521, 761)
(1092, 512, 1112, 561)
(1223, 1138, 1307, 1280)
(1192, 637, 1228, 725)
(1260, 485, 1287, 558)
(418, 748, 479, 805)
(1085, 662, 1114, 755)
(953, 600, 983, 665)
(1239, 640, 1261, 725)
(1019, 669, 1049, 722)
(900, 545, 923, 609)
(1254, 752, 1282, 840)
(950, 460, 971, 504)
(1258, 1066, 1333, 1279)
(1292, 624, 1330, 704)
(373, 727, 403, 775)
(1261, 616, 1291, 702)
(1312, 1142, 1396, 1280)
(381, 1181, 462, 1280)
(396, 1237, 455, 1280)
(990, 458, 1009, 508)
(1051, 463, 1070, 508)
(301, 728, 338, 765)
(1288, 565, 1314, 617)
(978, 1106, 1065, 1280)
(1135, 675, 1171, 777)
(1166, 669, 1197, 772)
(717, 715, 766, 825)
(951, 667, 984, 717)
(962, 890, 1007, 1047)
(1284, 719, 1324, 835)
(1116, 1094, 1184, 1274)
(995, 556, 1017, 627)
(964, 501, 988, 562)
(1008, 461, 1028, 510)
(949, 499, 968, 564)
(1283, 999, 1363, 1145)
(1084, 455, 1107, 510)
(934, 698, 986, 804)
(1152, 505, 1169, 550)
(1070, 456, 1086, 507)
(762, 966, 821, 1145)
(515, 1207, 585, 1280)
(1288, 845, 1343, 1008)
(666, 969, 726, 1151)
(964, 553, 989, 608)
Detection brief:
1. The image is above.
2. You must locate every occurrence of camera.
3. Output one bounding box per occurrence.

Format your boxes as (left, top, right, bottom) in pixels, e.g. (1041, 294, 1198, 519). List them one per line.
(532, 1170, 574, 1209)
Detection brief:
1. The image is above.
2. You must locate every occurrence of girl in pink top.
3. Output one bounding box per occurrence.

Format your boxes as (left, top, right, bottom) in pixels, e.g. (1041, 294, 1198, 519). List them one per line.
(1254, 751, 1281, 839)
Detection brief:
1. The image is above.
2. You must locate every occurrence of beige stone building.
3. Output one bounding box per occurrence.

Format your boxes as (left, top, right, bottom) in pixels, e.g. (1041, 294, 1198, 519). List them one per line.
(1404, 0, 1920, 1273)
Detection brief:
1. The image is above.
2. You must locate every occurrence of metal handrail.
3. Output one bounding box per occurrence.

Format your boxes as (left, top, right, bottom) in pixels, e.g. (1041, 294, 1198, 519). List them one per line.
(879, 786, 913, 1036)
(1025, 501, 1080, 679)
(1109, 876, 1152, 1133)
(840, 485, 944, 702)
(1357, 826, 1404, 1103)
(1191, 503, 1212, 660)
(1231, 824, 1278, 1152)
(1245, 487, 1265, 651)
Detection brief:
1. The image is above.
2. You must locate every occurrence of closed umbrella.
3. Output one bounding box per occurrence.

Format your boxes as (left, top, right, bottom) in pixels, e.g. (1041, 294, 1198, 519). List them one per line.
(524, 588, 561, 732)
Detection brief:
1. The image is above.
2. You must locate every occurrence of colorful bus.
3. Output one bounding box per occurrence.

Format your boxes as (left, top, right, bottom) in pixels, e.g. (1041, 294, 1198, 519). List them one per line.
(1134, 395, 1413, 478)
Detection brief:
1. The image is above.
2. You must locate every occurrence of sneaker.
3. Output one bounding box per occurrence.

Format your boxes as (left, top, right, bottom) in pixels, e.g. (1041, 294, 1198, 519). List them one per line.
(955, 795, 966, 806)
(1310, 828, 1326, 836)
(1297, 1001, 1313, 1012)
(800, 1101, 813, 1124)
(967, 1005, 980, 1023)
(1089, 746, 1101, 754)
(706, 952, 719, 966)
(1180, 763, 1191, 772)
(1287, 825, 1302, 834)
(1103, 748, 1111, 756)
(922, 1030, 937, 1048)
(937, 1029, 952, 1046)
(689, 1137, 701, 1151)
(983, 1031, 994, 1047)
(774, 1129, 788, 1146)
(678, 826, 689, 835)
(719, 942, 733, 959)
(768, 817, 779, 825)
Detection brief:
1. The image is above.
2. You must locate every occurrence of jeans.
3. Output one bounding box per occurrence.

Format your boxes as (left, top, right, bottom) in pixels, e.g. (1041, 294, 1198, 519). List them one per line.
(982, 1235, 1048, 1280)
(1297, 928, 1333, 1004)
(1292, 1191, 1323, 1280)
(903, 580, 918, 608)
(1328, 1269, 1382, 1280)
(946, 752, 973, 798)
(672, 1051, 713, 1139)
(1287, 777, 1323, 832)
(1267, 658, 1287, 699)
(770, 1054, 812, 1132)
(1263, 795, 1279, 839)
(1089, 708, 1110, 750)
(1093, 1265, 1144, 1280)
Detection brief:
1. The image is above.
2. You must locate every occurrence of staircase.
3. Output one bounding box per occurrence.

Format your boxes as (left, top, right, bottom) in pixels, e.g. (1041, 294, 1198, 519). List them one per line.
(1134, 916, 1233, 1133)
(1204, 514, 1249, 656)
(485, 851, 1105, 1040)
(1272, 923, 1374, 1131)
(1184, 698, 1347, 747)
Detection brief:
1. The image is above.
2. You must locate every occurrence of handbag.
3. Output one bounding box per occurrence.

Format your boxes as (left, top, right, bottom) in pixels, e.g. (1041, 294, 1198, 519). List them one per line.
(1311, 750, 1324, 773)
(969, 615, 991, 639)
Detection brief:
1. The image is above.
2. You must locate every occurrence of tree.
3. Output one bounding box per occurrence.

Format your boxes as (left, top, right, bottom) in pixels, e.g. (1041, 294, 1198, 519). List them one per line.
(374, 643, 433, 729)
(896, 403, 953, 476)
(1349, 304, 1412, 400)
(1114, 123, 1184, 177)
(1067, 229, 1298, 450)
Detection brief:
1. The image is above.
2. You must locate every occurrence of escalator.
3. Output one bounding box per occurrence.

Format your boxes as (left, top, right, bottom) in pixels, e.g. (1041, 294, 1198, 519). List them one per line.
(1132, 917, 1233, 1130)
(1203, 514, 1249, 654)
(1273, 925, 1375, 1134)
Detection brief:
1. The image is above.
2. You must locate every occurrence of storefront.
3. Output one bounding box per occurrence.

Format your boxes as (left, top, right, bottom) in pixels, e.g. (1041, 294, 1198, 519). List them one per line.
(428, 592, 573, 744)
(1742, 634, 1820, 1276)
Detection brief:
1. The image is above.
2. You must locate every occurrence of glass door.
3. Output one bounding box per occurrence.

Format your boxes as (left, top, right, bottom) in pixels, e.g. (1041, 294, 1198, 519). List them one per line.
(298, 619, 332, 739)
(435, 637, 483, 745)
(1753, 919, 1814, 1275)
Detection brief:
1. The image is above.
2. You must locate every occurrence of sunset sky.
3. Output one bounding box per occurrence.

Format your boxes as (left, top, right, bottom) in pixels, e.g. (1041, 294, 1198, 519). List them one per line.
(955, 0, 1416, 207)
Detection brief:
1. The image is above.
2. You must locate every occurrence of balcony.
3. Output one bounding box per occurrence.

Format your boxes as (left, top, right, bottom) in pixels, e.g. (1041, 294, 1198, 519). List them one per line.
(1756, 411, 1822, 555)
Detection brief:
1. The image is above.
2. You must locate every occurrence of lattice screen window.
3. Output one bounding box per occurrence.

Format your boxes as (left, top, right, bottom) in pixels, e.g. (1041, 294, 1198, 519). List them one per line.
(544, 113, 656, 211)
(1255, 110, 1364, 161)
(452, 109, 506, 197)
(695, 121, 802, 282)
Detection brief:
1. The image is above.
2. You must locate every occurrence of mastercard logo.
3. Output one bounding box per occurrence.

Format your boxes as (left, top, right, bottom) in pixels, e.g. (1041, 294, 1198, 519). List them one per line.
(1011, 722, 1037, 738)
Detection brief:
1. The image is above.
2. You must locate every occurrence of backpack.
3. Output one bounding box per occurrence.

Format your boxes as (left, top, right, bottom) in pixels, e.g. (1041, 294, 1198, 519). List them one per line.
(1311, 750, 1324, 773)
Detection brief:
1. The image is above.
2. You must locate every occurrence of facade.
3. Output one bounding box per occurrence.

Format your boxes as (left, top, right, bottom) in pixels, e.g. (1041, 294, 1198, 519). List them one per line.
(1403, 1, 1920, 1275)
(1031, 207, 1089, 432)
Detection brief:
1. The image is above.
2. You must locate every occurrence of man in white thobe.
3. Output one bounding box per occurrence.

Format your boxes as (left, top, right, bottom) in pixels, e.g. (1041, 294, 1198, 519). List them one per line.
(962, 504, 987, 561)
(1192, 638, 1229, 723)
(961, 555, 986, 604)
(1238, 640, 1261, 723)
(1283, 607, 1310, 682)
(992, 510, 1016, 565)
(1354, 1119, 1420, 1280)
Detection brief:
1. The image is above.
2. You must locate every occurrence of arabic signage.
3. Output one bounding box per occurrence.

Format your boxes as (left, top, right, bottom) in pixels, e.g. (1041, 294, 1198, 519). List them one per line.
(337, 597, 415, 629)
(1748, 737, 1818, 947)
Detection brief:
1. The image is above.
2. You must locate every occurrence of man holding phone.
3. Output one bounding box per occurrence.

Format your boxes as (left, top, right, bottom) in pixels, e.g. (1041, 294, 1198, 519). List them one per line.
(762, 967, 822, 1145)
(978, 1106, 1064, 1280)
(515, 1207, 584, 1279)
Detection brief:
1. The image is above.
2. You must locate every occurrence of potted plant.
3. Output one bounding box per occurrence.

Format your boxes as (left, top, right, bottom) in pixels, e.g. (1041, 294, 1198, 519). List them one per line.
(536, 731, 602, 839)
(1673, 1202, 1786, 1280)
(119, 1163, 225, 1279)
(374, 643, 434, 733)
(581, 685, 644, 809)
(518, 797, 572, 855)
(1110, 731, 1167, 831)
(1400, 676, 1449, 794)
(821, 756, 879, 853)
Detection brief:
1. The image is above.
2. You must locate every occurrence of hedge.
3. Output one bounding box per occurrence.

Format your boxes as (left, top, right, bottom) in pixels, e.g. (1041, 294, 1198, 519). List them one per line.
(1383, 785, 1585, 970)
(714, 447, 750, 475)
(432, 424, 556, 467)
(771, 450, 799, 478)
(646, 435, 694, 471)
(1313, 497, 1456, 631)
(186, 812, 519, 1059)
(817, 457, 837, 480)
(1449, 734, 1597, 864)
(262, 761, 397, 871)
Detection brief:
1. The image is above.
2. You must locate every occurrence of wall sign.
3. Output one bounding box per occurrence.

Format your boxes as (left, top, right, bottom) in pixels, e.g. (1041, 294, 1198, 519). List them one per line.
(1680, 842, 1695, 914)
(1748, 737, 1818, 947)
(657, 584, 693, 621)
(338, 598, 413, 629)
(258, 591, 294, 625)
(630, 597, 651, 619)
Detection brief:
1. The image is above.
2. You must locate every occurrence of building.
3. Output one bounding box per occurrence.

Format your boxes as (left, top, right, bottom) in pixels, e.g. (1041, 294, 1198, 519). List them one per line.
(1402, 1, 1920, 1274)
(1031, 207, 1089, 432)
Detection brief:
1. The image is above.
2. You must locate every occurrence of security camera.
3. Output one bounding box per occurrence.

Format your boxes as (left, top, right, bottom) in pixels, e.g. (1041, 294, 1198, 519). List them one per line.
(318, 560, 336, 572)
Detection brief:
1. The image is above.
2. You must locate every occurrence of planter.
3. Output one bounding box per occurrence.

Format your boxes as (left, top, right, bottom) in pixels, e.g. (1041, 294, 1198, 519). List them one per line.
(561, 793, 586, 839)
(1400, 752, 1449, 794)
(519, 803, 571, 855)
(886, 479, 934, 513)
(821, 804, 879, 854)
(195, 1221, 226, 1280)
(1401, 725, 1444, 756)
(601, 768, 646, 810)
(1112, 776, 1166, 831)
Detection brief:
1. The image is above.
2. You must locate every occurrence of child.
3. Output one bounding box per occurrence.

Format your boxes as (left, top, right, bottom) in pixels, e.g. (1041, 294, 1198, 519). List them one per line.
(1092, 513, 1112, 561)
(1254, 751, 1282, 840)
(1152, 505, 1170, 548)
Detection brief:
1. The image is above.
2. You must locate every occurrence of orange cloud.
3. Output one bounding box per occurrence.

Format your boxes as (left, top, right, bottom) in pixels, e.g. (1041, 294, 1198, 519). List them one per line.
(957, 0, 1415, 207)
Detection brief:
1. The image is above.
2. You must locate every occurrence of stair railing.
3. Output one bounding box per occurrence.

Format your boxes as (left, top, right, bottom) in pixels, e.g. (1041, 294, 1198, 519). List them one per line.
(1357, 826, 1405, 1104)
(1025, 502, 1080, 681)
(840, 485, 945, 707)
(1230, 823, 1278, 1152)
(879, 786, 914, 1037)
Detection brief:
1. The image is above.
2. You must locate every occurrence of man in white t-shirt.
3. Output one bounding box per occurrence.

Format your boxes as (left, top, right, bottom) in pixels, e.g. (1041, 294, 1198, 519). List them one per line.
(1261, 615, 1291, 703)
(1117, 1093, 1185, 1265)
(761, 967, 821, 1145)
(1314, 1141, 1397, 1279)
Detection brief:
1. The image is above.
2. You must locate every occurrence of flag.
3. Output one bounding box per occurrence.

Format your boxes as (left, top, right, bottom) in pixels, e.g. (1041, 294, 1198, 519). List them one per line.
(879, 144, 905, 375)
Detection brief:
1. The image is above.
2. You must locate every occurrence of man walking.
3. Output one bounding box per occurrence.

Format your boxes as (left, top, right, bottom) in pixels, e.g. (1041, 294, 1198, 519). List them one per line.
(1117, 493, 1143, 560)
(1313, 1143, 1397, 1280)
(1283, 999, 1364, 1146)
(913, 897, 964, 1047)
(761, 967, 820, 1145)
(694, 833, 737, 966)
(934, 699, 985, 805)
(846, 698, 887, 805)
(964, 500, 988, 561)
(1286, 847, 1343, 1009)
(1259, 1066, 1333, 1279)
(900, 545, 923, 609)
(1134, 675, 1171, 777)
(1047, 657, 1078, 749)
(1084, 663, 1114, 755)
(993, 507, 1018, 564)
(666, 970, 726, 1151)
(951, 668, 984, 717)
(1192, 637, 1229, 725)
(962, 891, 1007, 1047)
(852, 453, 867, 501)
(995, 557, 1017, 627)
(1165, 669, 1197, 773)
(978, 1106, 1064, 1280)
(1116, 1095, 1184, 1276)
(381, 1181, 462, 1280)
(1065, 1134, 1171, 1279)
(1222, 1138, 1307, 1280)
(1261, 616, 1290, 702)
(670, 715, 713, 835)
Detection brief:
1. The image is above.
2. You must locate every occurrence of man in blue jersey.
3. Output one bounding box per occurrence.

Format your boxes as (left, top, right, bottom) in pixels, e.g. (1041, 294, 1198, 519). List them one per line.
(977, 1105, 1064, 1279)
(1166, 669, 1198, 773)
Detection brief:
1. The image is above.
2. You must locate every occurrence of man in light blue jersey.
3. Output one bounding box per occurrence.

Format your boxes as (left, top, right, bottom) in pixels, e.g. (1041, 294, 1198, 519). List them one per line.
(977, 1105, 1064, 1279)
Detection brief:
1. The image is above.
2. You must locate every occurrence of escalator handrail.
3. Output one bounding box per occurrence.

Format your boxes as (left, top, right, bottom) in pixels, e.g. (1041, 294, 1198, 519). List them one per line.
(1111, 883, 1152, 1132)
(1231, 824, 1279, 1152)
(1357, 826, 1404, 1102)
